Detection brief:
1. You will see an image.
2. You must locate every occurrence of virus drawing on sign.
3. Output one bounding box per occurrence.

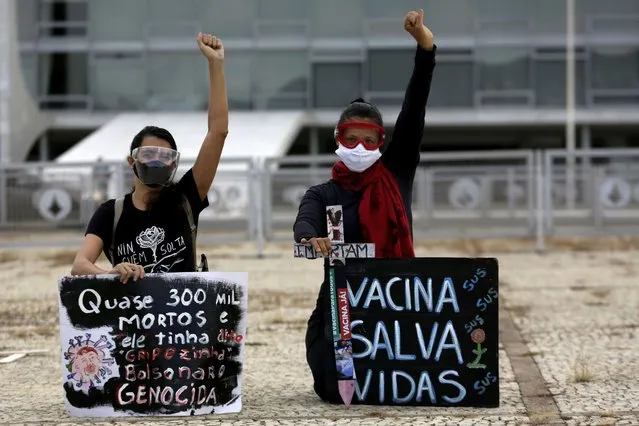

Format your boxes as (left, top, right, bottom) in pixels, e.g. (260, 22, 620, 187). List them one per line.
(63, 333, 115, 394)
(466, 328, 488, 369)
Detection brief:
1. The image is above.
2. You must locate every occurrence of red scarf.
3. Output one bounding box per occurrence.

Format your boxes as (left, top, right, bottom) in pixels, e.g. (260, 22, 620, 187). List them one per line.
(332, 160, 415, 258)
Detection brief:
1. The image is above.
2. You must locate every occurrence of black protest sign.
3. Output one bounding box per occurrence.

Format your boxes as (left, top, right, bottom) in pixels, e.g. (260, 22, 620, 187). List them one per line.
(346, 258, 499, 407)
(57, 272, 248, 417)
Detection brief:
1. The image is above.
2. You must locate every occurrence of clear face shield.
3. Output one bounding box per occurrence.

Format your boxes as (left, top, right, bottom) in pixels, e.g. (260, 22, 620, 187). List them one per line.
(131, 146, 180, 187)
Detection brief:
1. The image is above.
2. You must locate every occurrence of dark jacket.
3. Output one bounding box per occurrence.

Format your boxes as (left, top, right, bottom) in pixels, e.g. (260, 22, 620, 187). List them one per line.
(293, 44, 436, 403)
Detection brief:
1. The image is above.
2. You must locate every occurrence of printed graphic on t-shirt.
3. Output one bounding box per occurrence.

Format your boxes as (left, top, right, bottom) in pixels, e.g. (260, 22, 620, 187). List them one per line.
(116, 226, 187, 273)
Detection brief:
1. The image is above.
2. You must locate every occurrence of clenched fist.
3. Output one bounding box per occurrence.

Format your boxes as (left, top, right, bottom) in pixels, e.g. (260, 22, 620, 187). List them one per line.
(404, 9, 434, 51)
(197, 32, 224, 62)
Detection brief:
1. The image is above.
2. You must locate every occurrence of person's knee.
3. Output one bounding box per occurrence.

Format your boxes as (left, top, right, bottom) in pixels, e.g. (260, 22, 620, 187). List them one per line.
(305, 326, 341, 404)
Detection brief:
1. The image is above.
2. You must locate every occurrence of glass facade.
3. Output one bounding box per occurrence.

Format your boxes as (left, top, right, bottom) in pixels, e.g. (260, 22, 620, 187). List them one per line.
(15, 0, 639, 112)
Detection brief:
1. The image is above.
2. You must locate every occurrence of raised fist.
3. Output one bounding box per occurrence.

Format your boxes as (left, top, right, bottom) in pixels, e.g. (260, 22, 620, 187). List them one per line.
(197, 32, 224, 62)
(404, 9, 434, 50)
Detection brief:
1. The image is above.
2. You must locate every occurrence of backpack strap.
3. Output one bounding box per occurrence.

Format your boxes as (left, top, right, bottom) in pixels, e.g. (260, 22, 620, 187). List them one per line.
(109, 197, 125, 265)
(181, 195, 203, 271)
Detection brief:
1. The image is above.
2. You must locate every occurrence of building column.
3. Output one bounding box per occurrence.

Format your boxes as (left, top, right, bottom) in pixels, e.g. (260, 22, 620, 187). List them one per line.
(580, 125, 592, 207)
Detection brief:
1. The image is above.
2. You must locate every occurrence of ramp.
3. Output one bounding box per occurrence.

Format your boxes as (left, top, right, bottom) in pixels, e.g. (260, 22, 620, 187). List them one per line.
(55, 111, 305, 170)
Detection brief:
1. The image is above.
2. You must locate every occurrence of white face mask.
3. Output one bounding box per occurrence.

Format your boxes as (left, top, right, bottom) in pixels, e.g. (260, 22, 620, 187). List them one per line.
(335, 143, 382, 173)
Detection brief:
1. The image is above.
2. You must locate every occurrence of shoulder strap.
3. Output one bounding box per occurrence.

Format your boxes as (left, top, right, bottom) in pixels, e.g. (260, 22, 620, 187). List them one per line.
(181, 195, 198, 269)
(109, 197, 124, 265)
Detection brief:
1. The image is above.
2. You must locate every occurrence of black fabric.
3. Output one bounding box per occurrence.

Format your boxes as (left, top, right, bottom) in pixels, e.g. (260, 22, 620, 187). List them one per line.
(294, 45, 436, 403)
(86, 169, 209, 273)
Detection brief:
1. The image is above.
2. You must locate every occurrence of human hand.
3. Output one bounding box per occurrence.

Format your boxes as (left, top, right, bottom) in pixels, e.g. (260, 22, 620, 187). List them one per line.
(404, 9, 434, 50)
(300, 237, 332, 257)
(197, 32, 224, 62)
(108, 262, 145, 283)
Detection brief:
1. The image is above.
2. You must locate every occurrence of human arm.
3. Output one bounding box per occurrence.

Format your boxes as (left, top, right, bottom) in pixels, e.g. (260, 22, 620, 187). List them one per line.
(70, 202, 144, 282)
(71, 236, 145, 283)
(71, 234, 109, 276)
(293, 186, 332, 256)
(191, 32, 230, 201)
(382, 9, 436, 179)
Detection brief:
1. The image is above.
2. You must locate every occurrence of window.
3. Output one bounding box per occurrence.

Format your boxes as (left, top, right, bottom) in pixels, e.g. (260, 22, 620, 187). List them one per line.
(147, 52, 206, 111)
(38, 52, 89, 109)
(535, 57, 586, 107)
(366, 0, 425, 19)
(256, 0, 308, 37)
(476, 47, 533, 106)
(16, 0, 38, 42)
(589, 46, 639, 105)
(476, 0, 531, 34)
(146, 0, 199, 38)
(477, 0, 528, 17)
(257, 0, 306, 19)
(428, 61, 474, 108)
(310, 0, 364, 37)
(225, 52, 253, 110)
(38, 0, 88, 37)
(89, 0, 145, 42)
(198, 0, 257, 38)
(313, 63, 362, 108)
(532, 0, 566, 35)
(591, 47, 639, 90)
(365, 0, 425, 37)
(424, 0, 475, 37)
(368, 49, 413, 92)
(577, 0, 639, 34)
(92, 53, 146, 111)
(254, 51, 308, 109)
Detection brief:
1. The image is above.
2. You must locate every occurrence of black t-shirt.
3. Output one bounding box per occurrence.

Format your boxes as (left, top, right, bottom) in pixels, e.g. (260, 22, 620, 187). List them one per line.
(86, 169, 209, 273)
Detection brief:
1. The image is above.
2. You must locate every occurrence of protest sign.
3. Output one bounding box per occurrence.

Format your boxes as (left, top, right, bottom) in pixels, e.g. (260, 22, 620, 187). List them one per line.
(57, 272, 248, 417)
(346, 258, 499, 407)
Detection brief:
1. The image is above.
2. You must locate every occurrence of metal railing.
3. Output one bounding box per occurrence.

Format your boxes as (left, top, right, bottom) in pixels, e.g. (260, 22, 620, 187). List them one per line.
(2, 149, 639, 254)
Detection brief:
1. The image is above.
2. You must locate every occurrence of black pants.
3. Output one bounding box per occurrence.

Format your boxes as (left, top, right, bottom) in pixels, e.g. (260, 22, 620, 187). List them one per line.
(305, 280, 342, 404)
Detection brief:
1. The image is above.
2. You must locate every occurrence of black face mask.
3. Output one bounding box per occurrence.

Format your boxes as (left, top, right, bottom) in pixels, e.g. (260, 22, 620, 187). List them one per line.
(133, 160, 176, 187)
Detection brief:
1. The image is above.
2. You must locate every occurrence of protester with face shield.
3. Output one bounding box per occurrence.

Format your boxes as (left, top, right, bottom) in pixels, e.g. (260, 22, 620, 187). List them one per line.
(293, 10, 436, 403)
(71, 32, 229, 281)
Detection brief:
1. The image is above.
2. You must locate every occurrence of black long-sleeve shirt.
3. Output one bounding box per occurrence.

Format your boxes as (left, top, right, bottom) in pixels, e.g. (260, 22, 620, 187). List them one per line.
(294, 45, 436, 245)
(294, 45, 436, 343)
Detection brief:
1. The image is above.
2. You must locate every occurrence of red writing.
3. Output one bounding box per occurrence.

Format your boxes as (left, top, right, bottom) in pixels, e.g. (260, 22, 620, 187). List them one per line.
(217, 329, 244, 344)
(125, 347, 228, 363)
(338, 288, 351, 340)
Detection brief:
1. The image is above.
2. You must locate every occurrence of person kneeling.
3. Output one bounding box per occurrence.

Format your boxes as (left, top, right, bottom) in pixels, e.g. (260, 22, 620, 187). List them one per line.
(293, 10, 436, 403)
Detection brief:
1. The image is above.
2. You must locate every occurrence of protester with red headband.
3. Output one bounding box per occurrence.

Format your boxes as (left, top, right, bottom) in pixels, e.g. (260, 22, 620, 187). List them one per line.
(293, 9, 436, 403)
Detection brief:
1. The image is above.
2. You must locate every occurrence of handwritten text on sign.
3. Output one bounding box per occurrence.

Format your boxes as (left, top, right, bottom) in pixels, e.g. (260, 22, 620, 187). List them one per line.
(57, 272, 248, 417)
(345, 258, 499, 407)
